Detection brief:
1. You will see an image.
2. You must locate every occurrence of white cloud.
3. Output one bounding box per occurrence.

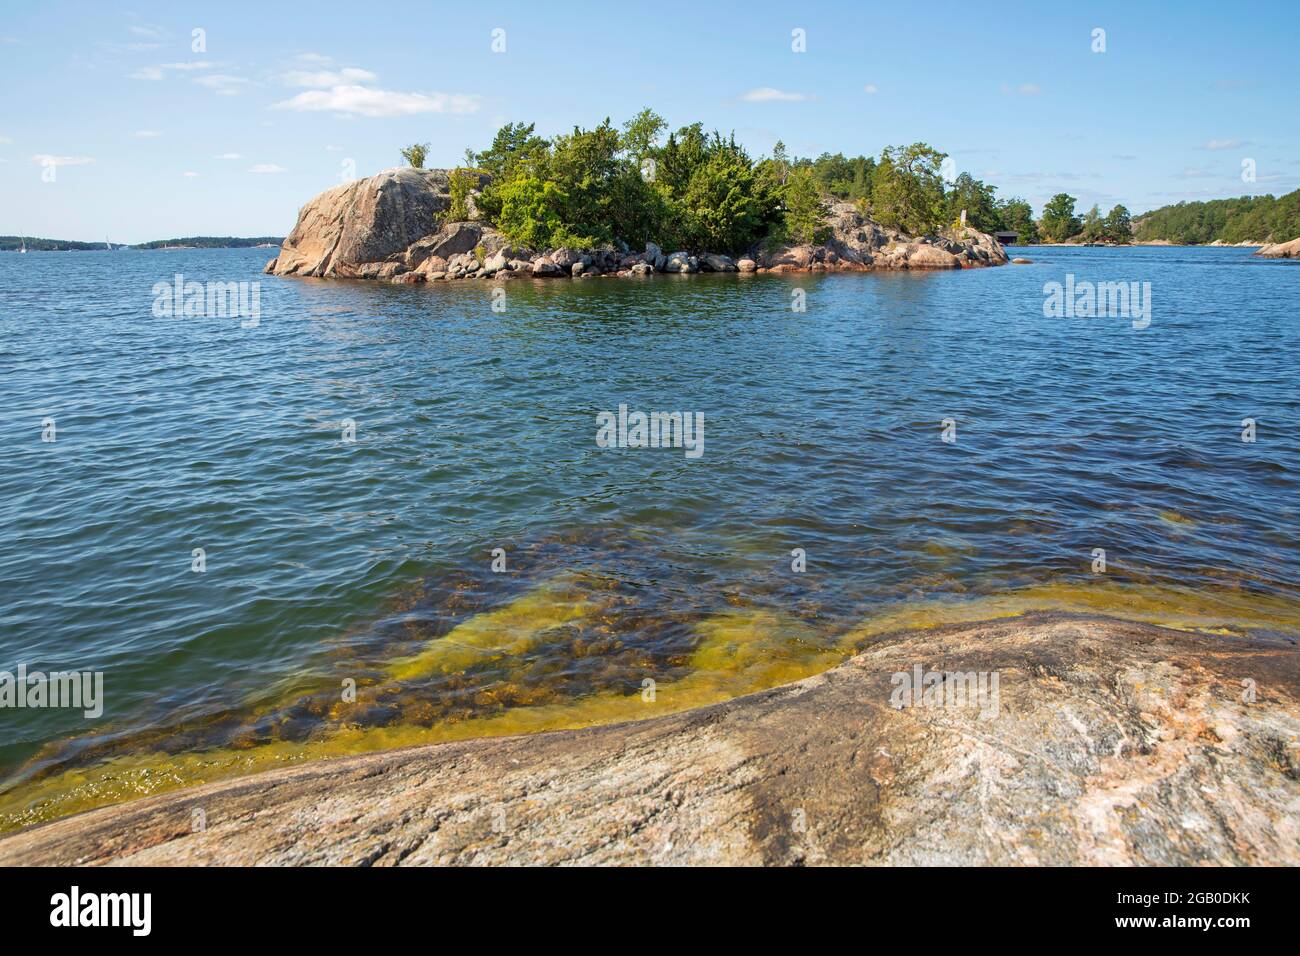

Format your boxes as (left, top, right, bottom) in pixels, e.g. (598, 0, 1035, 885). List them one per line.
(183, 171, 199, 177)
(741, 87, 807, 102)
(134, 130, 162, 138)
(0, 135, 12, 144)
(273, 85, 479, 117)
(31, 154, 95, 167)
(281, 67, 378, 88)
(130, 61, 217, 81)
(248, 164, 287, 174)
(295, 53, 333, 64)
(863, 84, 879, 94)
(325, 144, 344, 152)
(195, 74, 251, 95)
(214, 152, 243, 160)
(130, 25, 167, 40)
(1205, 138, 1244, 150)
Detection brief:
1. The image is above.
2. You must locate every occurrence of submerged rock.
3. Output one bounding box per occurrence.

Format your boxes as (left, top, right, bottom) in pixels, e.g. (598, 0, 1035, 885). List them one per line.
(2, 614, 1295, 866)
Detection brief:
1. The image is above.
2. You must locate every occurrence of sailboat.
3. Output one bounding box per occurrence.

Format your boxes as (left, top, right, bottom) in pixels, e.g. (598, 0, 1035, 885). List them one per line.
(18, 237, 26, 254)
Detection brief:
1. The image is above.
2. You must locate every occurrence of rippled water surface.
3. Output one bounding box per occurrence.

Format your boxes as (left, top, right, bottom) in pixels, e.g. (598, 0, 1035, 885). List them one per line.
(1, 245, 1297, 827)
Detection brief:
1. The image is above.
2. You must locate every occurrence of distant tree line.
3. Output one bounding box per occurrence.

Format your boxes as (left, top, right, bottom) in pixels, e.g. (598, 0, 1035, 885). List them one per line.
(1132, 190, 1300, 244)
(1, 236, 113, 251)
(1038, 194, 1134, 244)
(132, 236, 284, 249)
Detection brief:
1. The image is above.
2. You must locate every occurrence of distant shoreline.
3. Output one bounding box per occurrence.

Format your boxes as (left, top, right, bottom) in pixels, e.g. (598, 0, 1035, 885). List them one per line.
(1020, 240, 1263, 248)
(0, 237, 282, 252)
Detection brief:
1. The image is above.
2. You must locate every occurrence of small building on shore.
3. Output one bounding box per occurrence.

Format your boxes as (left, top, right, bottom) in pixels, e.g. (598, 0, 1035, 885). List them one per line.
(994, 230, 1019, 245)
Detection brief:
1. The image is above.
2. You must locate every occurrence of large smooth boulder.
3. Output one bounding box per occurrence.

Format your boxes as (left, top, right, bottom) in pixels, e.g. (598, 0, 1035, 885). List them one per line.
(271, 167, 464, 278)
(664, 252, 698, 273)
(699, 253, 738, 272)
(531, 256, 562, 277)
(1255, 237, 1300, 258)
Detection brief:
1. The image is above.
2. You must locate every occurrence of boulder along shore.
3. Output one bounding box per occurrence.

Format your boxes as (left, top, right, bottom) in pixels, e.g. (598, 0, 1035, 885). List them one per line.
(2, 613, 1296, 866)
(263, 167, 1009, 284)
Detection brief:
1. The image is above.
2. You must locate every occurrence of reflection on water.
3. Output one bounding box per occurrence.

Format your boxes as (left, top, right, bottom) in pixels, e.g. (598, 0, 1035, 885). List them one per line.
(0, 246, 1297, 830)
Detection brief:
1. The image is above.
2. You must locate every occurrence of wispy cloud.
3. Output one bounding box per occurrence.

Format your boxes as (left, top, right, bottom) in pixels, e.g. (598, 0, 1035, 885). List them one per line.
(741, 87, 808, 102)
(863, 84, 879, 94)
(130, 61, 217, 81)
(32, 154, 95, 167)
(280, 67, 378, 88)
(274, 85, 479, 117)
(248, 164, 287, 174)
(195, 74, 252, 95)
(214, 152, 243, 160)
(1204, 138, 1246, 150)
(183, 171, 199, 178)
(134, 130, 162, 139)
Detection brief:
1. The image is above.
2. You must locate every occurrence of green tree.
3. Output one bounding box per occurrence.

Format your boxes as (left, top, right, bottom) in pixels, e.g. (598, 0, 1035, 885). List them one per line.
(946, 172, 1000, 231)
(1079, 204, 1105, 242)
(620, 108, 667, 161)
(400, 143, 430, 169)
(848, 157, 874, 203)
(655, 123, 712, 198)
(468, 122, 548, 179)
(495, 176, 571, 249)
(996, 197, 1039, 243)
(771, 140, 791, 184)
(1040, 193, 1081, 242)
(1103, 204, 1133, 244)
(782, 166, 825, 244)
(678, 148, 780, 252)
(871, 143, 948, 235)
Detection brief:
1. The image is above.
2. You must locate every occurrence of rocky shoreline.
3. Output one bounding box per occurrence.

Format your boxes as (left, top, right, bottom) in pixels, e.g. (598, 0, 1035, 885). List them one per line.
(2, 613, 1295, 866)
(264, 167, 1009, 284)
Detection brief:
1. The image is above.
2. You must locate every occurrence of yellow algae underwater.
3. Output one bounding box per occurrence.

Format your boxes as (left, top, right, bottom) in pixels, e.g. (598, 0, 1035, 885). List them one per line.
(384, 575, 598, 681)
(3, 576, 1299, 833)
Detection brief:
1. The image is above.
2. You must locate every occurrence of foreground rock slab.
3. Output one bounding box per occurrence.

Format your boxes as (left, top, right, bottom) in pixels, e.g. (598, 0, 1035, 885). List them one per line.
(2, 614, 1295, 866)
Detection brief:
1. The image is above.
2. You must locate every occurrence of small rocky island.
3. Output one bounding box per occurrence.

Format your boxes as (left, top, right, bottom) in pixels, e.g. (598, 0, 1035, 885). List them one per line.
(265, 166, 1009, 284)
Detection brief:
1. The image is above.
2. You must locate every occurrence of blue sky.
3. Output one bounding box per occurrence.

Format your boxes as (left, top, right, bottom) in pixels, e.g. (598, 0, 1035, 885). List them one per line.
(2, 0, 1296, 243)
